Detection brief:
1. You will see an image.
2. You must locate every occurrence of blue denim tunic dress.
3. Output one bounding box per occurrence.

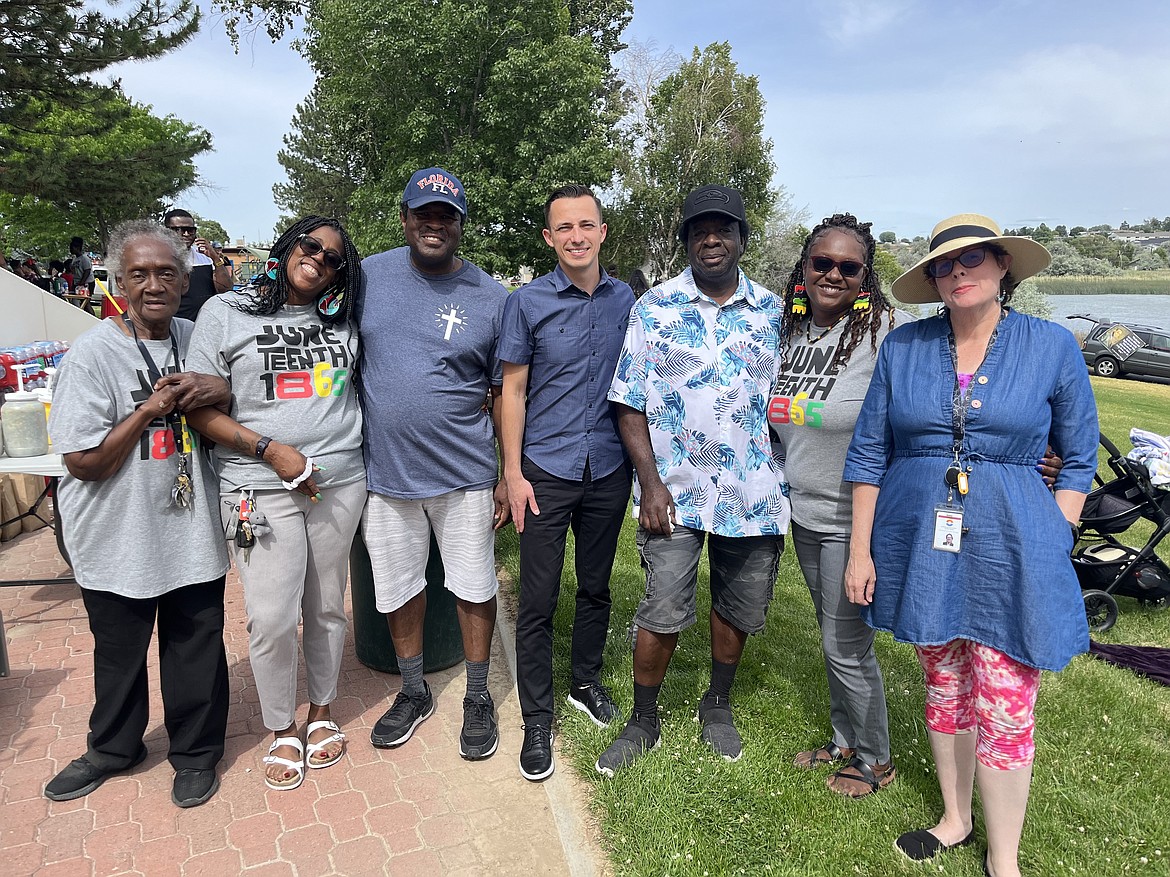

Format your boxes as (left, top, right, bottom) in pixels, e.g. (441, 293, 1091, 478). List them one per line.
(843, 309, 1098, 671)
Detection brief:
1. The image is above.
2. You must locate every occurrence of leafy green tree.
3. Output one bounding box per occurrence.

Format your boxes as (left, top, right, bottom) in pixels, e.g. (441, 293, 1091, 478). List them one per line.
(1011, 278, 1050, 319)
(1054, 225, 1068, 237)
(0, 0, 198, 137)
(872, 247, 902, 289)
(0, 91, 211, 249)
(1032, 223, 1053, 244)
(879, 231, 896, 244)
(1069, 226, 1087, 236)
(0, 192, 94, 260)
(607, 42, 776, 282)
(272, 0, 626, 272)
(746, 194, 808, 294)
(189, 213, 230, 245)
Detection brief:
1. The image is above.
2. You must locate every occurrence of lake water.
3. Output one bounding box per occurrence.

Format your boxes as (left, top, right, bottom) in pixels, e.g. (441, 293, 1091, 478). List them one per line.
(1045, 294, 1170, 331)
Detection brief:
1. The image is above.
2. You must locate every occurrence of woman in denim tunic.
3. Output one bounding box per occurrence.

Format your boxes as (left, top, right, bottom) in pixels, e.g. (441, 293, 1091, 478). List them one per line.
(843, 214, 1097, 877)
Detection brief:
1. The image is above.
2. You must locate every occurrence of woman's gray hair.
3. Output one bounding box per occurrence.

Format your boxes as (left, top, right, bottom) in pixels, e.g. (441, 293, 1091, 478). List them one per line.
(105, 219, 192, 277)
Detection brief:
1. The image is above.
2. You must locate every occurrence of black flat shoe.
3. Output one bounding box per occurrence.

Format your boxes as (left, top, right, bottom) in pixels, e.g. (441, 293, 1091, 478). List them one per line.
(44, 744, 148, 802)
(894, 827, 976, 862)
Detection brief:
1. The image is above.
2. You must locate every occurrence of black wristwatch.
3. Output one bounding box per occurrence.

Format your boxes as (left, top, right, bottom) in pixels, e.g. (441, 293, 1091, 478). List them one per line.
(255, 436, 273, 460)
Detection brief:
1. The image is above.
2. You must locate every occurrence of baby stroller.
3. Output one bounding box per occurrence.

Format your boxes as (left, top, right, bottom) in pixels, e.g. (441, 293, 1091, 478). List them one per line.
(1072, 432, 1170, 632)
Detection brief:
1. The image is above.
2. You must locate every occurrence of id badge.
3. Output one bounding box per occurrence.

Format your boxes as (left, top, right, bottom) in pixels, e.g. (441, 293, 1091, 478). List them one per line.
(933, 505, 963, 553)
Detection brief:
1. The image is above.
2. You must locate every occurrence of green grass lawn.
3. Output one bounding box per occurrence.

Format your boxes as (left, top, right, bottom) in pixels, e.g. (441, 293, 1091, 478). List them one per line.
(497, 376, 1170, 876)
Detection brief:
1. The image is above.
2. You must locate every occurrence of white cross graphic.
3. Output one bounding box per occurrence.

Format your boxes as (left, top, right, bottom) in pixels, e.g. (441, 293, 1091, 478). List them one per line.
(438, 306, 464, 340)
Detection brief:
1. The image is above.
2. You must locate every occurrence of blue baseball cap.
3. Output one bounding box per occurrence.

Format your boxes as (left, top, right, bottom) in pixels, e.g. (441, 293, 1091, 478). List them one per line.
(402, 167, 468, 216)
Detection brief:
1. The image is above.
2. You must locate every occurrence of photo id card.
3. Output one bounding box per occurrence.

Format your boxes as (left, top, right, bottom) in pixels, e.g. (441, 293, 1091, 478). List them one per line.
(933, 505, 963, 553)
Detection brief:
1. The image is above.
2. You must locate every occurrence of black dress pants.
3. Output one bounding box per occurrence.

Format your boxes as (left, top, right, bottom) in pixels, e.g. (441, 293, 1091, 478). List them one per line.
(81, 576, 229, 771)
(515, 457, 631, 725)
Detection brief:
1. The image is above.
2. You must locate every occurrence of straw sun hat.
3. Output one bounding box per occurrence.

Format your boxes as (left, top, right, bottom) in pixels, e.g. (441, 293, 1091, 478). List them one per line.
(892, 213, 1051, 304)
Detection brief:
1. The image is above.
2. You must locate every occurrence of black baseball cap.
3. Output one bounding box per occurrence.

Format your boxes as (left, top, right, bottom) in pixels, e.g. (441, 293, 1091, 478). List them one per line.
(677, 185, 749, 241)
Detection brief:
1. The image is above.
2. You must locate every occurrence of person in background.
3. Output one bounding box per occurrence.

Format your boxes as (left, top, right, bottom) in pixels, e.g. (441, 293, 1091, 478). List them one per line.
(626, 268, 649, 298)
(45, 219, 231, 809)
(163, 209, 233, 321)
(185, 216, 365, 791)
(68, 236, 94, 294)
(844, 214, 1097, 877)
(498, 184, 634, 781)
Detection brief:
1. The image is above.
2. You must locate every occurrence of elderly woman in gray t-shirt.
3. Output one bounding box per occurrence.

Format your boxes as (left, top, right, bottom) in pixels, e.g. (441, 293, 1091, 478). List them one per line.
(45, 220, 232, 809)
(185, 216, 364, 792)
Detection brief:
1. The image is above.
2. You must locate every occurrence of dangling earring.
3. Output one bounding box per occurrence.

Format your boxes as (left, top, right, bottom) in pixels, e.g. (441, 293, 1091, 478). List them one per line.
(264, 258, 280, 281)
(792, 285, 808, 315)
(318, 287, 344, 317)
(852, 290, 871, 312)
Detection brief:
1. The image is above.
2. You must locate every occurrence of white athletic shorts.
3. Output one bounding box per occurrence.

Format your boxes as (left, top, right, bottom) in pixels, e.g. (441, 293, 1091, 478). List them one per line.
(362, 487, 499, 613)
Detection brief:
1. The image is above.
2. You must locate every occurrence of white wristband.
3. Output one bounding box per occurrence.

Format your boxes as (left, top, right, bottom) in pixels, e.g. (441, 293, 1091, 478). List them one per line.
(281, 456, 315, 490)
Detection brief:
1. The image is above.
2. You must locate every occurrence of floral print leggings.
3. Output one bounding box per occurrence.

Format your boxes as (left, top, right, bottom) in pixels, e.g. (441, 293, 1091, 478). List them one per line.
(915, 639, 1041, 771)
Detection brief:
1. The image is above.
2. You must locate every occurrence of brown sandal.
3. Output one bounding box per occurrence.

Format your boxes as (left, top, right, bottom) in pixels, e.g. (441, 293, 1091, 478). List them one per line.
(827, 755, 895, 797)
(794, 740, 854, 770)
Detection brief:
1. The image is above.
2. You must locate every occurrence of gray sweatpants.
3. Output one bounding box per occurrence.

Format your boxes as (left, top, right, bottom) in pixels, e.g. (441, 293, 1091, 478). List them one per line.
(791, 521, 891, 765)
(223, 478, 367, 730)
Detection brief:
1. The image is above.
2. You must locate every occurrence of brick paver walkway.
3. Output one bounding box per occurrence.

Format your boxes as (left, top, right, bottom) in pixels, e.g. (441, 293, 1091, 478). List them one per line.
(0, 524, 605, 876)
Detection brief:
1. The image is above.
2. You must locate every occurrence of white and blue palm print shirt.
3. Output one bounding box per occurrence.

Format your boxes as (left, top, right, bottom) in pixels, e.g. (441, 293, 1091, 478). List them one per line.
(608, 267, 790, 538)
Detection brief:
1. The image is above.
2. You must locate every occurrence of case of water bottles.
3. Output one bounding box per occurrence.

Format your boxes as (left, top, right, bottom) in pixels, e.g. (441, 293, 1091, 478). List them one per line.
(1, 342, 67, 458)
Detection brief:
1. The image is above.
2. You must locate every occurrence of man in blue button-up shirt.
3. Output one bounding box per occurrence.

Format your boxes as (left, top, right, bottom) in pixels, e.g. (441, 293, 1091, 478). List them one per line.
(498, 184, 635, 781)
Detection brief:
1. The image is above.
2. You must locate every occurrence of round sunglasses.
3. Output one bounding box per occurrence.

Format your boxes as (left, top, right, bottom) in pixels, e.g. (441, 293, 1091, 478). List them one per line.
(296, 234, 345, 272)
(927, 246, 991, 279)
(809, 255, 866, 278)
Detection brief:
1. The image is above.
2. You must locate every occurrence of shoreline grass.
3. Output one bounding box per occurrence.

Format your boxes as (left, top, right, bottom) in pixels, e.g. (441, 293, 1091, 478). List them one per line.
(1037, 273, 1170, 296)
(499, 377, 1170, 876)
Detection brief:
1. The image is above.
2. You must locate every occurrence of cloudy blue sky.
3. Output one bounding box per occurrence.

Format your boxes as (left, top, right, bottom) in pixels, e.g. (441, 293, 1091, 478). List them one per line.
(107, 0, 1170, 244)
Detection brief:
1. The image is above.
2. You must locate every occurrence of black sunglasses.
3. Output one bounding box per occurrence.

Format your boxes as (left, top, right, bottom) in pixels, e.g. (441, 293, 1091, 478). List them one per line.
(297, 234, 345, 271)
(809, 255, 865, 278)
(927, 246, 990, 279)
(168, 225, 197, 235)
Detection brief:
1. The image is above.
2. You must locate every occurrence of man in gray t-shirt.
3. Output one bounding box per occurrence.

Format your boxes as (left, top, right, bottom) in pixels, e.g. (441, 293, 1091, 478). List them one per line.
(358, 167, 510, 762)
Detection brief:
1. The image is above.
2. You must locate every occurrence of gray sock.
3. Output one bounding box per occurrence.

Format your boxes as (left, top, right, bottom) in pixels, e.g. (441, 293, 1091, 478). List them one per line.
(465, 658, 489, 699)
(398, 652, 425, 696)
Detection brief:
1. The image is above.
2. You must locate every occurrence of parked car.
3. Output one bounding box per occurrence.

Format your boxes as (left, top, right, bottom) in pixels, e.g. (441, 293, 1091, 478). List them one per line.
(1068, 316, 1170, 380)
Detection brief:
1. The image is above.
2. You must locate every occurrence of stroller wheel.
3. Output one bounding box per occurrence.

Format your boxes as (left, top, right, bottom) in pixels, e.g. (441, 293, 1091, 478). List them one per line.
(1083, 589, 1119, 633)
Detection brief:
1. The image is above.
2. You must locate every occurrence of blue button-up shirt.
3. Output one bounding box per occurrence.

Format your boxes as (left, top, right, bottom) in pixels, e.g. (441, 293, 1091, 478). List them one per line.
(608, 267, 790, 538)
(497, 265, 634, 481)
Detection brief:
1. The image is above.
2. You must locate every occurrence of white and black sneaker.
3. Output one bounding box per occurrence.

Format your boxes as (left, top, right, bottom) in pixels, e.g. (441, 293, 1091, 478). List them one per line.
(370, 682, 434, 748)
(567, 681, 621, 728)
(519, 723, 555, 781)
(459, 692, 499, 760)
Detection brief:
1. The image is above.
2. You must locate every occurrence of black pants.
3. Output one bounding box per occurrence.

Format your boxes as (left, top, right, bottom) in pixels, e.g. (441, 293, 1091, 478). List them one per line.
(515, 457, 631, 725)
(81, 576, 229, 771)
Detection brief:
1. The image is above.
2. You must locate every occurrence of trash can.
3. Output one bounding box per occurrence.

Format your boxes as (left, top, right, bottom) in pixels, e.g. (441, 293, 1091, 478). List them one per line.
(349, 525, 464, 673)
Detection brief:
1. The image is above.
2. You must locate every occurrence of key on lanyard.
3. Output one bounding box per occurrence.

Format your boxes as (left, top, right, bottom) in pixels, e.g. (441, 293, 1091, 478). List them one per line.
(945, 465, 970, 497)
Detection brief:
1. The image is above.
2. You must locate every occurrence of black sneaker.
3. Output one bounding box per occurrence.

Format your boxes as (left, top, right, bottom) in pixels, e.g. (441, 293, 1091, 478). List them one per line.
(519, 723, 555, 781)
(45, 745, 148, 802)
(371, 682, 434, 748)
(459, 692, 498, 760)
(567, 681, 621, 728)
(698, 691, 742, 762)
(172, 768, 219, 808)
(595, 712, 661, 777)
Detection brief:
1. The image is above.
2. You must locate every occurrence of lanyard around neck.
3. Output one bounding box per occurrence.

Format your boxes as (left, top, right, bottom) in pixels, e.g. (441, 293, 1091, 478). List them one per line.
(946, 309, 1004, 459)
(123, 315, 179, 385)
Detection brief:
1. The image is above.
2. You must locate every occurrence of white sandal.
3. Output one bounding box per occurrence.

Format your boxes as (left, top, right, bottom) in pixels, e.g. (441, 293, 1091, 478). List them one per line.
(305, 719, 346, 770)
(262, 735, 305, 790)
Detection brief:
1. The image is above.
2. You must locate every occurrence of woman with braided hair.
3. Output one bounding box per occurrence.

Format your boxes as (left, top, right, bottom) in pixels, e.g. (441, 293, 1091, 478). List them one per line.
(185, 216, 366, 791)
(768, 213, 911, 797)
